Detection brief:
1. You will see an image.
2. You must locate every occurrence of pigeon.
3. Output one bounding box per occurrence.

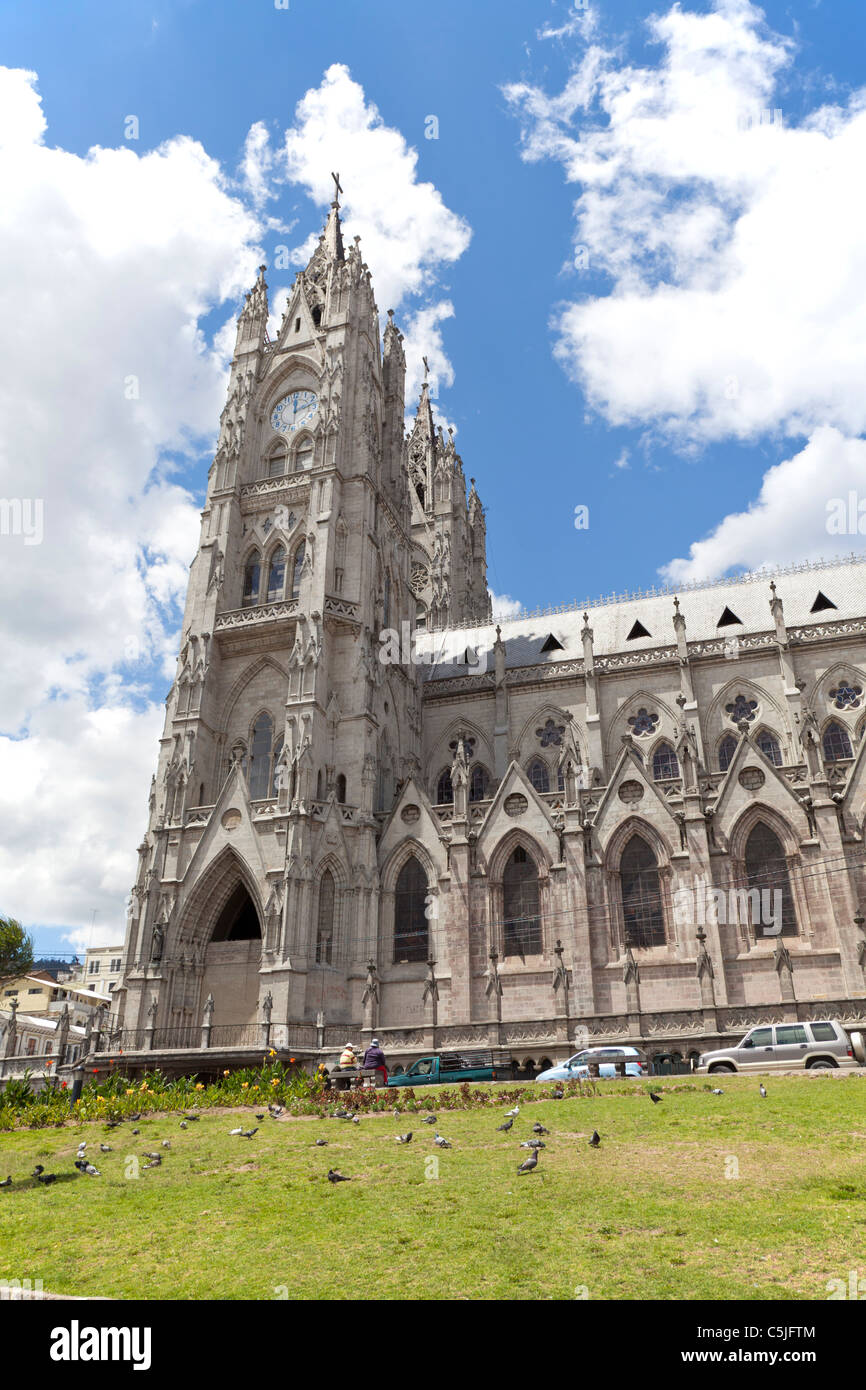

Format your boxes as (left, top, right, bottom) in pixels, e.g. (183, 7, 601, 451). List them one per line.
(129, 1112, 141, 1122)
(532, 1122, 549, 1135)
(649, 1092, 663, 1104)
(392, 1109, 401, 1119)
(396, 1133, 413, 1144)
(352, 1116, 360, 1125)
(506, 1105, 520, 1117)
(552, 1088, 564, 1100)
(0, 1176, 11, 1188)
(32, 1165, 45, 1176)
(496, 1117, 514, 1133)
(100, 1144, 112, 1153)
(180, 1121, 188, 1130)
(105, 1120, 121, 1130)
(520, 1140, 546, 1150)
(759, 1084, 767, 1098)
(313, 1139, 328, 1147)
(74, 1160, 100, 1177)
(433, 1134, 451, 1149)
(143, 1152, 162, 1160)
(161, 1140, 171, 1149)
(268, 1104, 284, 1118)
(77, 1142, 86, 1150)
(422, 1115, 437, 1125)
(711, 1088, 724, 1096)
(37, 1172, 58, 1185)
(588, 1130, 601, 1148)
(239, 1128, 258, 1139)
(517, 1150, 539, 1174)
(182, 1114, 200, 1122)
(143, 1158, 161, 1170)
(255, 1114, 265, 1121)
(229, 1127, 244, 1136)
(131, 1129, 140, 1136)
(327, 1169, 351, 1183)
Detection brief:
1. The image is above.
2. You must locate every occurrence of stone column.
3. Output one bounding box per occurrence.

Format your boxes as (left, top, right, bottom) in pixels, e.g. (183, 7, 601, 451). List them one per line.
(422, 957, 439, 1049)
(4, 999, 18, 1058)
(581, 615, 604, 773)
(775, 940, 796, 1010)
(361, 959, 379, 1044)
(55, 1003, 70, 1068)
(145, 996, 158, 1051)
(623, 948, 642, 1039)
(552, 939, 571, 1044)
(260, 990, 273, 1050)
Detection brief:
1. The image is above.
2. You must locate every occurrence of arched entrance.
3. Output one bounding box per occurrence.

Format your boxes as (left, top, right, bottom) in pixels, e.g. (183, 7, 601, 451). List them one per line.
(199, 882, 262, 1028)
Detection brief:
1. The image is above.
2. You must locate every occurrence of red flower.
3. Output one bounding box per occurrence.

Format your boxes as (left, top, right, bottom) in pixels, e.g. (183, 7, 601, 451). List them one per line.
(60, 1081, 67, 1089)
(92, 1069, 99, 1075)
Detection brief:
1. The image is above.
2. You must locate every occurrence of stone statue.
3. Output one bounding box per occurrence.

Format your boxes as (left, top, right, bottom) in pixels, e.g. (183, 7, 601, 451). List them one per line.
(150, 923, 164, 964)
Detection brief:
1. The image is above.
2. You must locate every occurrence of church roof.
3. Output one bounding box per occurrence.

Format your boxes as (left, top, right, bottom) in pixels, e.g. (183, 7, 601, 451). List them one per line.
(420, 553, 866, 681)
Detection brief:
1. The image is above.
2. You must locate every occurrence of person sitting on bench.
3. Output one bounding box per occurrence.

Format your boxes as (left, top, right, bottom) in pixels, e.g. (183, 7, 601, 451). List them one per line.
(362, 1038, 388, 1084)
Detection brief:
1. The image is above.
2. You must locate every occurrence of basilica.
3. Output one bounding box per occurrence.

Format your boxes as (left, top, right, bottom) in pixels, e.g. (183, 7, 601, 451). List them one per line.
(107, 193, 866, 1074)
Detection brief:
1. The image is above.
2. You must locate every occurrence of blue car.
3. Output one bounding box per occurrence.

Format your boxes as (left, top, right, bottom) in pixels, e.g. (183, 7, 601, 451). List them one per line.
(535, 1046, 647, 1082)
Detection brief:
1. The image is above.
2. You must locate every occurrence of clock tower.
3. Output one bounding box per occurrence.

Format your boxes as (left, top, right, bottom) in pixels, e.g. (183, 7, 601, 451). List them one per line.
(117, 185, 478, 1040)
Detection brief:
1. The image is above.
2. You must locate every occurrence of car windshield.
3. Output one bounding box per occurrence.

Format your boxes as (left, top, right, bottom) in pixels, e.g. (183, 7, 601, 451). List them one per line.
(408, 1059, 433, 1076)
(568, 1053, 588, 1065)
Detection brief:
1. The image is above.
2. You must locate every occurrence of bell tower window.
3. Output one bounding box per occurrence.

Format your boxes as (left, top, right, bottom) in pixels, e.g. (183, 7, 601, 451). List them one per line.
(242, 552, 261, 608)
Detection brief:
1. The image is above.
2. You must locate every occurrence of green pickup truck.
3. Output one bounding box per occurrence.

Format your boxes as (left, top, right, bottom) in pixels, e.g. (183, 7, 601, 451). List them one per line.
(387, 1050, 514, 1087)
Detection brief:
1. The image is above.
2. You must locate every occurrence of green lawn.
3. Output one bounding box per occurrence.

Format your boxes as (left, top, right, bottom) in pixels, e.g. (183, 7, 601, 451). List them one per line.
(2, 1075, 865, 1300)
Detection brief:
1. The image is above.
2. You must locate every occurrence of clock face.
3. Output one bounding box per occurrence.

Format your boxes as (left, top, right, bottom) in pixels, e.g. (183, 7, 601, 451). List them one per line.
(271, 390, 318, 436)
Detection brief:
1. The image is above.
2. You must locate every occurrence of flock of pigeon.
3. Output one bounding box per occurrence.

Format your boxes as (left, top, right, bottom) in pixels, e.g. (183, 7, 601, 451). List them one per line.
(0, 1085, 766, 1189)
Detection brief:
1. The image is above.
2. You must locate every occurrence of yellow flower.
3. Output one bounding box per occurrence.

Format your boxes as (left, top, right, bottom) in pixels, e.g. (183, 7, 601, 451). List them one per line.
(195, 1083, 204, 1090)
(223, 1070, 230, 1077)
(271, 1078, 279, 1086)
(241, 1082, 248, 1090)
(269, 1049, 276, 1057)
(125, 1089, 134, 1095)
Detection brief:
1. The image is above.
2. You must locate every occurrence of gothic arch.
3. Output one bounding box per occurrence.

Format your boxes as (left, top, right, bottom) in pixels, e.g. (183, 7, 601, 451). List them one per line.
(727, 803, 801, 864)
(380, 837, 439, 895)
(604, 690, 679, 766)
(174, 846, 264, 952)
(425, 717, 494, 785)
(802, 660, 866, 714)
(219, 656, 290, 735)
(648, 736, 680, 781)
(602, 815, 674, 871)
(752, 725, 784, 765)
(820, 716, 855, 761)
(705, 677, 787, 748)
(486, 827, 552, 885)
(514, 704, 580, 761)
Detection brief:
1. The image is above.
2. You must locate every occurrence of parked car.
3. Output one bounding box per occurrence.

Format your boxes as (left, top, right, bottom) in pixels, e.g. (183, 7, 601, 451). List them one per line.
(535, 1046, 648, 1083)
(697, 1020, 865, 1074)
(386, 1050, 514, 1087)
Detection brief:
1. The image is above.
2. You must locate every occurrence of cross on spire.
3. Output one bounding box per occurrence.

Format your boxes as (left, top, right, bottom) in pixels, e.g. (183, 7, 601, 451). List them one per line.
(330, 171, 343, 207)
(422, 355, 429, 381)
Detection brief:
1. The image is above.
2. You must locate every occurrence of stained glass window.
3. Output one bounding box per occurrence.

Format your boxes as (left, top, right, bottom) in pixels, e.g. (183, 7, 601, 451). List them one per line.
(652, 743, 680, 781)
(527, 758, 550, 794)
(503, 847, 541, 956)
(823, 721, 853, 761)
(316, 871, 334, 965)
(266, 546, 286, 602)
(829, 683, 862, 710)
(248, 713, 274, 800)
(620, 836, 665, 948)
(744, 823, 797, 936)
(726, 694, 758, 723)
(469, 765, 489, 802)
(436, 769, 453, 804)
(291, 541, 305, 600)
(394, 858, 429, 962)
(242, 552, 261, 608)
(536, 718, 565, 747)
(756, 730, 782, 766)
(628, 708, 659, 737)
(718, 735, 737, 772)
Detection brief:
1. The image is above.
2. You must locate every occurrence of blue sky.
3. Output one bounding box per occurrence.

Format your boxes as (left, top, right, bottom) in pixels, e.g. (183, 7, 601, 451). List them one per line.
(3, 0, 866, 952)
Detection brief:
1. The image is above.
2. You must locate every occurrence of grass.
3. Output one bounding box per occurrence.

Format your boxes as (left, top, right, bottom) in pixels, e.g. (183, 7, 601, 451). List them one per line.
(1, 1074, 865, 1300)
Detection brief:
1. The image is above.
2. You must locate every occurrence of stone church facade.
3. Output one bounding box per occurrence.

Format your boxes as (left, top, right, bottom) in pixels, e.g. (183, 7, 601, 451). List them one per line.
(109, 196, 866, 1072)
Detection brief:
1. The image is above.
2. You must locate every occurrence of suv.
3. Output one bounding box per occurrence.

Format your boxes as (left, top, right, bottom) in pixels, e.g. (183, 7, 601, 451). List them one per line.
(535, 1047, 648, 1082)
(697, 1020, 865, 1074)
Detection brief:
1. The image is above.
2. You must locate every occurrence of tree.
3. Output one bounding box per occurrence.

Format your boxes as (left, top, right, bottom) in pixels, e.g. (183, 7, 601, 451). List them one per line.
(0, 916, 34, 988)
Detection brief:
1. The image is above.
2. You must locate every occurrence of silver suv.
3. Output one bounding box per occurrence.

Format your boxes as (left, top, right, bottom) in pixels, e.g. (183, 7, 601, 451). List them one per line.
(697, 1020, 865, 1074)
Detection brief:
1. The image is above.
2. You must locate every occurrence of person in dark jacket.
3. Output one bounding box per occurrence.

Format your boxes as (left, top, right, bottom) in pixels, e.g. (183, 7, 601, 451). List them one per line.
(362, 1039, 388, 1083)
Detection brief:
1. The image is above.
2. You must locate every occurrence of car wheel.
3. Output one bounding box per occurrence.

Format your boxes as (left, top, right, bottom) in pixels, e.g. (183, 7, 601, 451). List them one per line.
(851, 1031, 866, 1065)
(708, 1063, 735, 1074)
(807, 1058, 836, 1069)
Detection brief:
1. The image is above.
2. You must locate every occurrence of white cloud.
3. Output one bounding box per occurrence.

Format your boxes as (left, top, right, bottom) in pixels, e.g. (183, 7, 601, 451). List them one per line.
(0, 64, 473, 942)
(504, 0, 866, 576)
(662, 427, 866, 582)
(0, 67, 265, 933)
(613, 448, 630, 470)
(490, 592, 524, 620)
(505, 0, 863, 444)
